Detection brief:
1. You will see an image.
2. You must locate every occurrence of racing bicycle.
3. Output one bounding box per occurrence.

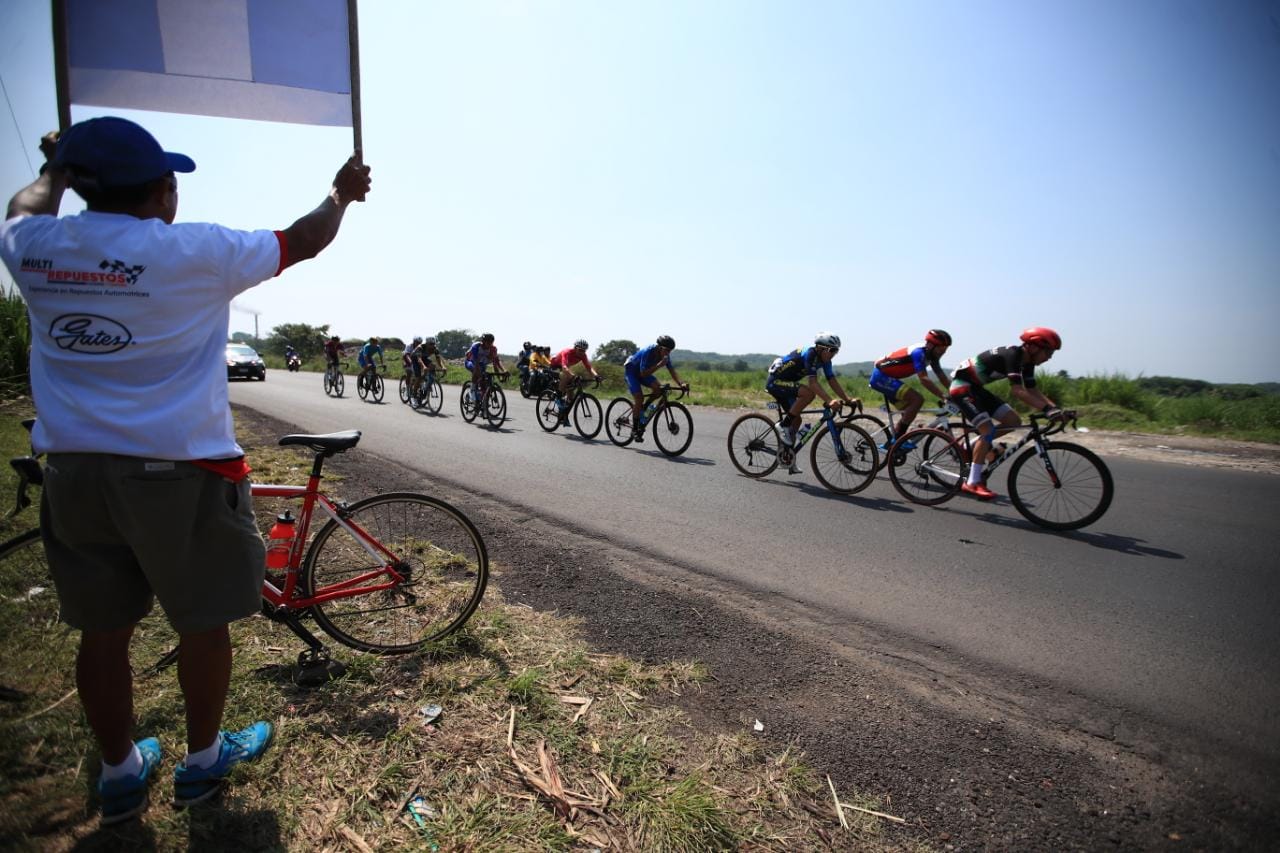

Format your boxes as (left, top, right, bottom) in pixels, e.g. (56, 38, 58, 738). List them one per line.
(461, 371, 509, 428)
(727, 401, 879, 494)
(604, 384, 695, 457)
(356, 364, 385, 403)
(535, 375, 603, 439)
(323, 360, 348, 398)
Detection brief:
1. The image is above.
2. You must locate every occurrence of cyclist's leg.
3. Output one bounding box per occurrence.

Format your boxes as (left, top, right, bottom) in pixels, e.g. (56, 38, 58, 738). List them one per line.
(787, 384, 816, 441)
(896, 387, 924, 438)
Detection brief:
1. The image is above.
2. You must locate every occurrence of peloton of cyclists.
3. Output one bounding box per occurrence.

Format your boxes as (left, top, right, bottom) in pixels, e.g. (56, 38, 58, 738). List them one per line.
(766, 333, 859, 474)
(624, 335, 688, 443)
(357, 336, 384, 386)
(948, 327, 1064, 500)
(551, 340, 602, 417)
(869, 329, 953, 450)
(465, 333, 508, 401)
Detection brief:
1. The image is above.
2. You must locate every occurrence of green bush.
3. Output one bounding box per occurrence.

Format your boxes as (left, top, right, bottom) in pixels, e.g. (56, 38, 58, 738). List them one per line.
(0, 286, 31, 399)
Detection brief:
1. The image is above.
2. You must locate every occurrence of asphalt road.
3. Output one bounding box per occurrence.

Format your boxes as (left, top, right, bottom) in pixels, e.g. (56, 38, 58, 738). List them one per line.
(230, 371, 1280, 772)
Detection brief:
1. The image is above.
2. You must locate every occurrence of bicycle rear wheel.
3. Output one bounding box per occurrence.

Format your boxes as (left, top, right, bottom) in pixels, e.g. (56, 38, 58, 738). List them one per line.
(323, 371, 334, 396)
(372, 374, 385, 403)
(333, 371, 344, 397)
(535, 390, 562, 432)
(846, 414, 891, 471)
(1008, 442, 1114, 531)
(460, 382, 479, 422)
(303, 493, 489, 653)
(651, 402, 693, 457)
(727, 413, 780, 477)
(809, 423, 877, 494)
(357, 373, 369, 400)
(888, 427, 965, 505)
(484, 385, 507, 427)
(605, 397, 635, 446)
(425, 377, 444, 414)
(573, 392, 603, 439)
(398, 376, 411, 404)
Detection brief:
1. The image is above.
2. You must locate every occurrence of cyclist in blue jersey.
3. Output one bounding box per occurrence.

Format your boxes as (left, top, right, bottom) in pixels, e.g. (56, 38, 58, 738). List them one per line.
(357, 337, 384, 384)
(869, 329, 953, 450)
(623, 335, 688, 442)
(465, 333, 507, 402)
(766, 332, 857, 473)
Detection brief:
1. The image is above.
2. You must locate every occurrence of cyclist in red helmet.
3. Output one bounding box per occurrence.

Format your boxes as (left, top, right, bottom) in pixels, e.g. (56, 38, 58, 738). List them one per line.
(948, 327, 1063, 500)
(869, 329, 953, 450)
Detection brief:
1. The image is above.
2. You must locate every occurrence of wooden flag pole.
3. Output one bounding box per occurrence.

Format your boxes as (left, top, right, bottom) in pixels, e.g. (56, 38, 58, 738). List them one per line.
(347, 0, 363, 160)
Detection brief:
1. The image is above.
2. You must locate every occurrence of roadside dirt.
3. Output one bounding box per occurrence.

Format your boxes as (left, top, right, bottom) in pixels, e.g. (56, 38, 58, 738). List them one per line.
(1068, 429, 1280, 476)
(237, 406, 1279, 850)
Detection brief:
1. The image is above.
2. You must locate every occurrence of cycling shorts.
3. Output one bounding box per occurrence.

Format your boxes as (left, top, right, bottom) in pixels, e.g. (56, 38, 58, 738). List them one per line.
(868, 369, 909, 408)
(409, 360, 424, 376)
(766, 382, 800, 413)
(624, 364, 660, 396)
(949, 380, 1012, 425)
(464, 359, 477, 371)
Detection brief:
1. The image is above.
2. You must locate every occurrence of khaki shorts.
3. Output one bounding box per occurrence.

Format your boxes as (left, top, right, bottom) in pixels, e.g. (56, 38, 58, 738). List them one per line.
(40, 454, 265, 634)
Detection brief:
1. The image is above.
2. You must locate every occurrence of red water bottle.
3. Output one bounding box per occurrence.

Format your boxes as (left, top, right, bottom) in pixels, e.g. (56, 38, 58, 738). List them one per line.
(265, 511, 296, 571)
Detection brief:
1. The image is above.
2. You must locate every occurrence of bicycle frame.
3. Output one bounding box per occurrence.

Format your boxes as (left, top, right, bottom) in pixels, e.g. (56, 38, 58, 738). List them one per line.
(921, 415, 1064, 486)
(637, 384, 687, 426)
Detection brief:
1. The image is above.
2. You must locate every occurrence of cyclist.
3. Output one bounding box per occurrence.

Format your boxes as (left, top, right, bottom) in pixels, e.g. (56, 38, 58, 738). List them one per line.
(357, 336, 384, 387)
(624, 335, 688, 442)
(766, 333, 858, 473)
(949, 327, 1064, 500)
(551, 339, 602, 416)
(401, 336, 424, 394)
(465, 333, 507, 401)
(323, 335, 344, 372)
(869, 329, 953, 450)
(412, 336, 446, 390)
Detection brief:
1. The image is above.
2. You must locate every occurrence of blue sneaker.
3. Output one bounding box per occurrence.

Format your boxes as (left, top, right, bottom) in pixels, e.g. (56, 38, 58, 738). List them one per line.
(173, 722, 274, 807)
(880, 439, 917, 452)
(99, 737, 162, 826)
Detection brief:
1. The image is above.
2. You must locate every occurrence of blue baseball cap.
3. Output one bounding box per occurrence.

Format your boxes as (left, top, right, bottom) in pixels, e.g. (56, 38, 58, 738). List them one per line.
(54, 117, 195, 187)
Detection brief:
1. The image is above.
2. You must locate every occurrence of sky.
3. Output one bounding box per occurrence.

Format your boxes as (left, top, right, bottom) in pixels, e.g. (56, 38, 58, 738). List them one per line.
(2, 0, 1278, 383)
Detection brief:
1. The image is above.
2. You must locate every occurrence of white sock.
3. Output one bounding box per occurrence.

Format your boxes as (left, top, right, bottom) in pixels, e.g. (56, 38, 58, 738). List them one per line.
(968, 462, 985, 485)
(185, 733, 223, 769)
(101, 743, 143, 780)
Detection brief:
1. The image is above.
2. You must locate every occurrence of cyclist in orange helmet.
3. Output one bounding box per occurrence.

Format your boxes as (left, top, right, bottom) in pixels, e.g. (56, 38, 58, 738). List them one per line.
(948, 327, 1063, 500)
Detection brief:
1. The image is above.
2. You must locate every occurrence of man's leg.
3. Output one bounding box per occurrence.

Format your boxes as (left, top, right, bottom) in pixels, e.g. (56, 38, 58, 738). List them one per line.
(896, 388, 923, 438)
(77, 624, 138, 765)
(178, 624, 232, 755)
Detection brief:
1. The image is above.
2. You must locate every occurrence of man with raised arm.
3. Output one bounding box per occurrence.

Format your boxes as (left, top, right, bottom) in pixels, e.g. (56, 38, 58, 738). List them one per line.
(0, 117, 370, 824)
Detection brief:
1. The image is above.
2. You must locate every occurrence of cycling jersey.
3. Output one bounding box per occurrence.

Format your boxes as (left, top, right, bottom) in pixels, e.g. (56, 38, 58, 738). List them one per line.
(358, 342, 382, 367)
(529, 351, 552, 371)
(874, 343, 936, 380)
(551, 348, 593, 371)
(466, 341, 498, 368)
(323, 340, 342, 363)
(953, 346, 1036, 389)
(767, 347, 833, 385)
(625, 344, 674, 375)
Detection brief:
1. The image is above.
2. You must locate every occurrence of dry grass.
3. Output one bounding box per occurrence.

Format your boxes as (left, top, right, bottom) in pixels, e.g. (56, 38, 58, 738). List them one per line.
(0, 406, 914, 851)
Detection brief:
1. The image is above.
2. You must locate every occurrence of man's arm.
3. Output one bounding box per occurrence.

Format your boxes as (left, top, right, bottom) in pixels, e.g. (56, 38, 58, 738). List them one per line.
(279, 154, 371, 268)
(917, 371, 947, 400)
(1010, 383, 1054, 412)
(6, 132, 66, 219)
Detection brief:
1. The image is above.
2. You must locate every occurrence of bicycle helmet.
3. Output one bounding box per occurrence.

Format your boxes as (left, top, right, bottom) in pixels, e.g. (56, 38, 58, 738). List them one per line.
(1020, 327, 1061, 351)
(925, 329, 952, 347)
(412, 336, 422, 344)
(574, 338, 589, 350)
(481, 333, 495, 343)
(425, 337, 436, 345)
(656, 334, 676, 349)
(814, 332, 841, 349)
(330, 335, 340, 342)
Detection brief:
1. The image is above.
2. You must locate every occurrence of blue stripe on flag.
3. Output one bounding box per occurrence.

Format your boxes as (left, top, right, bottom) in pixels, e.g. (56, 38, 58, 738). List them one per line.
(67, 0, 165, 74)
(247, 0, 351, 94)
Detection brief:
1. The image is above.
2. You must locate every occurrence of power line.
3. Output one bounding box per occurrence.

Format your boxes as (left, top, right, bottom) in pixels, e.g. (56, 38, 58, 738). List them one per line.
(0, 71, 36, 179)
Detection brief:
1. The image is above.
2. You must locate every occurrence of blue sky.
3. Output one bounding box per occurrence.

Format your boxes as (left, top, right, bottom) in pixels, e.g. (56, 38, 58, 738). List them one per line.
(3, 0, 1278, 382)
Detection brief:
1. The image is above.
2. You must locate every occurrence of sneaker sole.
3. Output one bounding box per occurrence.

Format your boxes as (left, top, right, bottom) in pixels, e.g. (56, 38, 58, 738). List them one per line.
(100, 792, 149, 826)
(173, 726, 275, 808)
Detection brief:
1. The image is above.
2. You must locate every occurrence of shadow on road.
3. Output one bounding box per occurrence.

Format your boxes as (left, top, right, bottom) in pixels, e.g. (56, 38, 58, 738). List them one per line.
(740, 473, 914, 511)
(955, 508, 1186, 558)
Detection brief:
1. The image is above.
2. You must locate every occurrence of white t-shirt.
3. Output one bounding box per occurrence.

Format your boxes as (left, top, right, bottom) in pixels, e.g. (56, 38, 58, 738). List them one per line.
(0, 210, 283, 459)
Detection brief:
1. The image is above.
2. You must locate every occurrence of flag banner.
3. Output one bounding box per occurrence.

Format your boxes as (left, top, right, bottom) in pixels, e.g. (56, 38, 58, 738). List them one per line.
(62, 0, 355, 127)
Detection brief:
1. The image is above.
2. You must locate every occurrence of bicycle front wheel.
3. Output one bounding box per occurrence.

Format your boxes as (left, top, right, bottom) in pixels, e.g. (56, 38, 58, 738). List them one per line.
(357, 373, 369, 400)
(535, 390, 562, 432)
(460, 382, 478, 422)
(303, 493, 489, 653)
(323, 371, 334, 396)
(1008, 442, 1114, 531)
(605, 397, 635, 446)
(809, 423, 878, 494)
(372, 374, 385, 403)
(652, 402, 693, 456)
(333, 371, 344, 397)
(727, 413, 780, 477)
(573, 392, 603, 439)
(398, 376, 411, 404)
(425, 377, 444, 414)
(484, 385, 507, 427)
(888, 427, 965, 506)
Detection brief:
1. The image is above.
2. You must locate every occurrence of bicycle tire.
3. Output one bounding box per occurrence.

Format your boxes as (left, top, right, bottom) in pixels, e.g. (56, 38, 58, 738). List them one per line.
(605, 397, 635, 446)
(372, 374, 385, 403)
(888, 427, 965, 506)
(333, 371, 344, 397)
(727, 413, 780, 477)
(652, 402, 694, 457)
(323, 371, 334, 396)
(1007, 442, 1114, 531)
(484, 385, 507, 427)
(398, 376, 411, 404)
(844, 413, 890, 472)
(357, 372, 369, 401)
(425, 377, 444, 414)
(809, 422, 878, 495)
(535, 390, 562, 432)
(302, 492, 488, 653)
(460, 382, 479, 422)
(573, 392, 603, 439)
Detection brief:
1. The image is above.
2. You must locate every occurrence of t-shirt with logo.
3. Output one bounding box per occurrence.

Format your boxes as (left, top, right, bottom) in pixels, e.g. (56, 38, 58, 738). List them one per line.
(550, 347, 592, 370)
(0, 210, 282, 459)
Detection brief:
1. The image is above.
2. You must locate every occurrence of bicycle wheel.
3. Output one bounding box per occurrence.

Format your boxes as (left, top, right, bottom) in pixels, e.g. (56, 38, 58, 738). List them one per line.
(323, 370, 334, 396)
(888, 427, 965, 506)
(605, 397, 635, 446)
(333, 371, 344, 398)
(303, 493, 489, 653)
(809, 422, 878, 495)
(573, 392, 603, 439)
(484, 385, 507, 427)
(844, 414, 890, 472)
(460, 382, 479, 422)
(1007, 442, 1114, 531)
(0, 529, 65, 701)
(727, 413, 780, 477)
(652, 402, 694, 457)
(535, 390, 562, 432)
(398, 376, 411, 404)
(425, 377, 444, 414)
(372, 374, 385, 403)
(357, 372, 369, 401)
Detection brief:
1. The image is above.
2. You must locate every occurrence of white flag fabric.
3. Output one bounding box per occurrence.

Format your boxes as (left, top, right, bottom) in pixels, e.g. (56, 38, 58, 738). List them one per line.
(64, 0, 354, 127)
